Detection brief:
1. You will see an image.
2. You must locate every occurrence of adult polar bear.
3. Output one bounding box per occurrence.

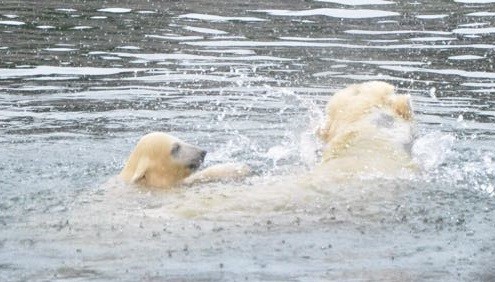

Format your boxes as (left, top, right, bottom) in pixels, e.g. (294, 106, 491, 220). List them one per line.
(119, 81, 416, 189)
(314, 80, 416, 179)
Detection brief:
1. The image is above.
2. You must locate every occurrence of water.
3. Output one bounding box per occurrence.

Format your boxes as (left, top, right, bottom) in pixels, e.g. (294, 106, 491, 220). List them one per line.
(1, 0, 494, 281)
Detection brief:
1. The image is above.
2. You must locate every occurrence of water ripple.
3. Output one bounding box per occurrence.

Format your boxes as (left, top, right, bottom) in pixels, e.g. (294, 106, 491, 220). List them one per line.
(381, 65, 495, 79)
(97, 8, 132, 13)
(183, 26, 228, 35)
(99, 52, 293, 63)
(185, 40, 495, 50)
(315, 0, 395, 5)
(453, 26, 495, 35)
(178, 13, 267, 22)
(255, 8, 399, 18)
(345, 29, 452, 35)
(0, 66, 144, 79)
(467, 11, 495, 16)
(415, 14, 448, 19)
(0, 20, 24, 25)
(455, 0, 495, 3)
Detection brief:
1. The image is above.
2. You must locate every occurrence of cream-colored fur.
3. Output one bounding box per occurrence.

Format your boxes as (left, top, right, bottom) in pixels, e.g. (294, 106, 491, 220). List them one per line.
(120, 132, 250, 189)
(183, 163, 251, 185)
(315, 81, 416, 178)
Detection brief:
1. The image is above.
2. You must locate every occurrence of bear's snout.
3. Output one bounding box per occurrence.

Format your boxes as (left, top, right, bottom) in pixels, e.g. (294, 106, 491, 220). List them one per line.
(195, 149, 207, 165)
(187, 150, 206, 171)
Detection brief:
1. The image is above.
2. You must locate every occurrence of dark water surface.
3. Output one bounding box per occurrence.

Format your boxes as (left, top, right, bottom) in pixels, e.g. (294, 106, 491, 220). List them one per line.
(1, 0, 495, 281)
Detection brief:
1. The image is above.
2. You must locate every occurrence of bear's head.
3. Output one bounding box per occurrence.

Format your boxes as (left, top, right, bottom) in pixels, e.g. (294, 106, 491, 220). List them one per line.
(119, 132, 206, 188)
(317, 81, 413, 144)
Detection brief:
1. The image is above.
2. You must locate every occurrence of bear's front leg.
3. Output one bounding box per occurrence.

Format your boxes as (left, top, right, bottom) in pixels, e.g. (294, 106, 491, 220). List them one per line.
(182, 163, 251, 185)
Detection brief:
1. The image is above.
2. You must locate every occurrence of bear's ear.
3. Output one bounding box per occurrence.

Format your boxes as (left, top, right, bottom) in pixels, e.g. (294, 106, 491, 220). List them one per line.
(391, 94, 413, 120)
(130, 158, 149, 183)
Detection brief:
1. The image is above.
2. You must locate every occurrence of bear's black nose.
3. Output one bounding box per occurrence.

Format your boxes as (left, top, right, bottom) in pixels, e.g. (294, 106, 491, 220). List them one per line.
(188, 150, 206, 172)
(200, 150, 207, 160)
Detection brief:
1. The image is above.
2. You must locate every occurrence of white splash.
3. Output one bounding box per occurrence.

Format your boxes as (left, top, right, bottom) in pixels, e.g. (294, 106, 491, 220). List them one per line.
(265, 145, 293, 166)
(412, 132, 455, 171)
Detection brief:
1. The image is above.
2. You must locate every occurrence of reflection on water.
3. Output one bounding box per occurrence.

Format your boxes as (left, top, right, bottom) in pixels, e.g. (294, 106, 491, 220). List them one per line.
(0, 0, 494, 281)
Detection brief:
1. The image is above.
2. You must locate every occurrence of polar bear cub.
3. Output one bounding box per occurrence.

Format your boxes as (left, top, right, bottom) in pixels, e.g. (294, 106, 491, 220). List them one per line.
(315, 81, 416, 178)
(120, 132, 250, 189)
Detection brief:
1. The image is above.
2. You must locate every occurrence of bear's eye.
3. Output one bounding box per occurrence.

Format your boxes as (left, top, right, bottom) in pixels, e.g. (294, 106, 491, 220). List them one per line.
(171, 143, 181, 157)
